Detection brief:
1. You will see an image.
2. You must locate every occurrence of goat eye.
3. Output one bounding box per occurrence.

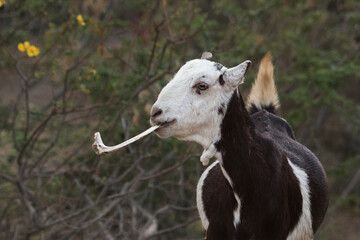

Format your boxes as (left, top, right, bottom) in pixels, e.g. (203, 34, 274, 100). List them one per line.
(195, 82, 209, 91)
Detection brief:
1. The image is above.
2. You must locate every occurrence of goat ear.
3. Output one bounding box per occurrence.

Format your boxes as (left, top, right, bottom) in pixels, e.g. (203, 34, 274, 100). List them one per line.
(201, 52, 213, 60)
(223, 60, 251, 87)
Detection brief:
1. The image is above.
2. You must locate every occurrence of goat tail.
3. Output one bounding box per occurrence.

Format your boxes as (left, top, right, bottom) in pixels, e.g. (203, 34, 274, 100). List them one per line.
(246, 52, 280, 115)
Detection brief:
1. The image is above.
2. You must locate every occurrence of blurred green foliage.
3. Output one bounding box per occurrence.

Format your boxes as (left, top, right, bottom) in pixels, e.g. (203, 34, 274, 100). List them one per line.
(0, 0, 359, 239)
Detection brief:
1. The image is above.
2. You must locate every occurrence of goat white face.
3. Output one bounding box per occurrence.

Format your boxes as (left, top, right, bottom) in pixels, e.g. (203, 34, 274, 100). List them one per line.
(150, 57, 251, 149)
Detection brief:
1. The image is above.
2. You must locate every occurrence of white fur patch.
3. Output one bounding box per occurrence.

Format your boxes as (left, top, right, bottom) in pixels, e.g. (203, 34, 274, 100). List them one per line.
(217, 158, 242, 228)
(286, 159, 313, 240)
(233, 194, 241, 228)
(196, 160, 219, 230)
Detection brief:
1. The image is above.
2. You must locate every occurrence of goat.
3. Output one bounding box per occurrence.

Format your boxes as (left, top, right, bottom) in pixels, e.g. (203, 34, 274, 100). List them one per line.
(150, 52, 328, 240)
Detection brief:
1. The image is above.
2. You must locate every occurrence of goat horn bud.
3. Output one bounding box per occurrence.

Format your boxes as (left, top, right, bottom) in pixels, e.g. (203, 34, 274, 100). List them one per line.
(201, 52, 213, 60)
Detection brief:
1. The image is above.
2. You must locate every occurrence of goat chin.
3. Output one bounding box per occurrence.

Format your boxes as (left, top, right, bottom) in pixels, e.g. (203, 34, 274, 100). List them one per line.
(153, 125, 175, 139)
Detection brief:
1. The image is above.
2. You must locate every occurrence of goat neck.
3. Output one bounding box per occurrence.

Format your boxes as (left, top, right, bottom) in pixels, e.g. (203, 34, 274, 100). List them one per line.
(214, 89, 257, 192)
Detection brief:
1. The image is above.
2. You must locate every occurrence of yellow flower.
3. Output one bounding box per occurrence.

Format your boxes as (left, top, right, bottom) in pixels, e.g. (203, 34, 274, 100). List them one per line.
(18, 43, 26, 52)
(76, 15, 86, 26)
(18, 41, 40, 57)
(0, 0, 6, 8)
(27, 45, 40, 57)
(18, 41, 30, 52)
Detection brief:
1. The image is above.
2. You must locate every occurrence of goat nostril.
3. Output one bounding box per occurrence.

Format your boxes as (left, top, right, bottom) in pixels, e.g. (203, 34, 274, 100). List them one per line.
(151, 108, 163, 118)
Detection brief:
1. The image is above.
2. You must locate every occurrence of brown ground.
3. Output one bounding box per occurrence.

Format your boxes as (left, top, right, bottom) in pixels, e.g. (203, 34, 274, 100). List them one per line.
(317, 206, 360, 240)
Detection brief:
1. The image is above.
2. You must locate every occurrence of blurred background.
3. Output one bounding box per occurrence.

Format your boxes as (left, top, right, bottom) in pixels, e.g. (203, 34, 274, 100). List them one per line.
(0, 0, 359, 239)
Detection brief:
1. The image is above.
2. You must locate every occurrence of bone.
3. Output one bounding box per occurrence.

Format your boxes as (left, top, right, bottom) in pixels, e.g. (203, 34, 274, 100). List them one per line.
(92, 125, 160, 155)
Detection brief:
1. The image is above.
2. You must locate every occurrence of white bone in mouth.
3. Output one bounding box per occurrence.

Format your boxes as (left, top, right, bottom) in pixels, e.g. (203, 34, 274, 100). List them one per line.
(92, 125, 160, 155)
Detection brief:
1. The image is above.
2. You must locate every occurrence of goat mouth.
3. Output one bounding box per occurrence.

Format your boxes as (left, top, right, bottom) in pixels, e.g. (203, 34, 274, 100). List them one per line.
(158, 119, 176, 128)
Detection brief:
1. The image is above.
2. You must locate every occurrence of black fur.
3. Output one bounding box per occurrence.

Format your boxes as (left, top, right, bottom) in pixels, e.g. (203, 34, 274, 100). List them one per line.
(248, 103, 277, 115)
(219, 74, 225, 86)
(215, 63, 224, 71)
(203, 165, 238, 239)
(201, 91, 328, 239)
(217, 103, 226, 115)
(218, 107, 224, 115)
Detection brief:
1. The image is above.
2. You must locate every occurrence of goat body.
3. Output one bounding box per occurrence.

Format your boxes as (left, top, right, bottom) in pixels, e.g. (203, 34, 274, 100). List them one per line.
(197, 91, 328, 239)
